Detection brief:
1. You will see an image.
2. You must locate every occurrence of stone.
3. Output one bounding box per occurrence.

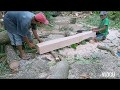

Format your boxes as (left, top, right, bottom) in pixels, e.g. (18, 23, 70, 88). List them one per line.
(117, 46, 120, 52)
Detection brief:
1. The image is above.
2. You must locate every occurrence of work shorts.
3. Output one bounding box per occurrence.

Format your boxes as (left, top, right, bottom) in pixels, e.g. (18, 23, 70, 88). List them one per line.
(7, 31, 33, 46)
(96, 33, 106, 41)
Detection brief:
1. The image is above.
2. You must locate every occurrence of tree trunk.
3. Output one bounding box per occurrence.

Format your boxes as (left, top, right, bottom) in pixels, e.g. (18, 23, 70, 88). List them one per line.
(5, 45, 20, 72)
(0, 30, 10, 44)
(97, 45, 116, 56)
(47, 60, 69, 79)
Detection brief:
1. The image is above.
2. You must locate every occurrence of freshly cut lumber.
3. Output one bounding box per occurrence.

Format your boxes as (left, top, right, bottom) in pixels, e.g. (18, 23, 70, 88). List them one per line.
(37, 38, 62, 61)
(47, 60, 69, 79)
(5, 45, 20, 72)
(36, 31, 96, 54)
(0, 30, 10, 44)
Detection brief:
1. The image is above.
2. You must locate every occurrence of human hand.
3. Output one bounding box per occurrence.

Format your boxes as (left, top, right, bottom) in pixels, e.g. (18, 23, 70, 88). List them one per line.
(28, 42, 35, 48)
(92, 28, 99, 32)
(38, 39, 43, 43)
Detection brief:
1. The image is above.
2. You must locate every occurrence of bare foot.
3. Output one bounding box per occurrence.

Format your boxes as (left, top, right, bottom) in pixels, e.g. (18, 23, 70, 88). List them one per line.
(19, 54, 30, 60)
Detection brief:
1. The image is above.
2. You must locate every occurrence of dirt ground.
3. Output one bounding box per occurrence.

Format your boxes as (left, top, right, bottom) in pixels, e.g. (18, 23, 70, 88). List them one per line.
(0, 16, 120, 79)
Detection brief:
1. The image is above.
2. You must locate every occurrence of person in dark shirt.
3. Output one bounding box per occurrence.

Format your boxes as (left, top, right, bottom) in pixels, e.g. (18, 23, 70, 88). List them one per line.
(3, 11, 49, 60)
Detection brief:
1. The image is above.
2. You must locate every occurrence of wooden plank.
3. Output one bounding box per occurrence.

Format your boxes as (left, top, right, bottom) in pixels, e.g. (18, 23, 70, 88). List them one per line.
(36, 31, 96, 54)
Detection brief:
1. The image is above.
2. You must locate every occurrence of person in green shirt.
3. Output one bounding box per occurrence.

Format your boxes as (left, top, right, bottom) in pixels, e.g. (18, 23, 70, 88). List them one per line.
(92, 11, 109, 42)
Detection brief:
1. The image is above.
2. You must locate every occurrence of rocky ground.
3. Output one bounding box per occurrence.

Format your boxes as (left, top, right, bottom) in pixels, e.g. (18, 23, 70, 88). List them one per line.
(0, 15, 120, 79)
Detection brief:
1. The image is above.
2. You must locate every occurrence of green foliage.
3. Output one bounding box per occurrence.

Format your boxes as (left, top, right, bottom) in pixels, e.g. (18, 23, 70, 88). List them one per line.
(93, 11, 100, 14)
(42, 11, 54, 23)
(71, 44, 78, 49)
(78, 13, 100, 27)
(0, 28, 5, 32)
(107, 11, 120, 21)
(78, 12, 120, 29)
(89, 11, 120, 22)
(23, 42, 37, 53)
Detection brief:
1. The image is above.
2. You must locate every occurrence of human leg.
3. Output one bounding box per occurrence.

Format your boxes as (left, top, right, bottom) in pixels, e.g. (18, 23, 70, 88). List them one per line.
(7, 32, 30, 60)
(3, 16, 30, 60)
(96, 33, 106, 41)
(26, 31, 33, 43)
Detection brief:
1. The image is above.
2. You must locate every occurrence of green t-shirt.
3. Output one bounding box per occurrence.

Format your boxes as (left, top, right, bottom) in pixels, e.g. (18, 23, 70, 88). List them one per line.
(99, 17, 109, 36)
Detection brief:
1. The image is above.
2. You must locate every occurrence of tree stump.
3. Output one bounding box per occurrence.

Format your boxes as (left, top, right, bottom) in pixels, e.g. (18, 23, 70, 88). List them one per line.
(0, 30, 10, 44)
(47, 60, 69, 79)
(5, 45, 20, 72)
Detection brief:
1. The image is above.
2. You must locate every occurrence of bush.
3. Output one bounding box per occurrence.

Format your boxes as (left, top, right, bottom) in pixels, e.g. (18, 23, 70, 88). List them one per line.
(107, 11, 120, 22)
(93, 11, 120, 22)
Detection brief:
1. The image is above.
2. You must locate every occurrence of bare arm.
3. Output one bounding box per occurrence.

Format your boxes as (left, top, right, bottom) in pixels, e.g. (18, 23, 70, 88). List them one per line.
(92, 25, 107, 32)
(23, 36, 30, 45)
(23, 36, 35, 48)
(32, 29, 43, 43)
(98, 25, 107, 32)
(92, 28, 99, 32)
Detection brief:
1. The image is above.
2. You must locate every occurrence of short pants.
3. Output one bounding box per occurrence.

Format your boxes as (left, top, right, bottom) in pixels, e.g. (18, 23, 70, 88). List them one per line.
(7, 31, 33, 46)
(96, 33, 106, 41)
